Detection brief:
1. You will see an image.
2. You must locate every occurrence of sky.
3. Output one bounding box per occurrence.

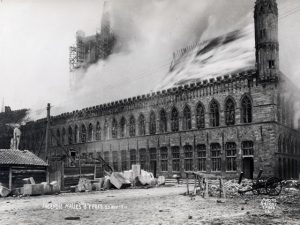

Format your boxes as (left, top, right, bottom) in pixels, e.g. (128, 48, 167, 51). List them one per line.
(0, 0, 300, 118)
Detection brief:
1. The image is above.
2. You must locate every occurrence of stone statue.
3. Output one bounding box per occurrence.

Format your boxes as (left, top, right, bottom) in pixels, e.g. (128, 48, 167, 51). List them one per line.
(10, 125, 21, 150)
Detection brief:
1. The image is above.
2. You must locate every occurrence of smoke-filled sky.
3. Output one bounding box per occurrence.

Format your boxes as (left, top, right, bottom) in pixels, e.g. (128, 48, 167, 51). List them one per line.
(0, 0, 300, 118)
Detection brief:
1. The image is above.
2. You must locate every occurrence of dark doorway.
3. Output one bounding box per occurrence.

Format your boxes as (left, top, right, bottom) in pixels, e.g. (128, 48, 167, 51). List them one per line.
(243, 157, 254, 179)
(150, 161, 157, 178)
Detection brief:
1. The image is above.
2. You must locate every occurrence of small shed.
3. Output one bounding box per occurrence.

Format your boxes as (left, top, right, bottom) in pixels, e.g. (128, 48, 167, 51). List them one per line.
(0, 149, 48, 189)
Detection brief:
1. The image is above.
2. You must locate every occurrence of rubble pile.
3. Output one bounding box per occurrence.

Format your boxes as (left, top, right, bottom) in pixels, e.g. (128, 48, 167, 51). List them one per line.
(0, 178, 60, 198)
(70, 165, 164, 193)
(205, 179, 252, 197)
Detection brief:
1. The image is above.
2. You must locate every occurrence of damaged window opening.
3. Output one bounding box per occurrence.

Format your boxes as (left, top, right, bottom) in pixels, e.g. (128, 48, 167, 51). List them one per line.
(196, 103, 205, 129)
(197, 144, 206, 171)
(171, 107, 179, 132)
(211, 143, 221, 171)
(149, 111, 156, 135)
(171, 146, 180, 172)
(226, 142, 237, 171)
(160, 147, 168, 172)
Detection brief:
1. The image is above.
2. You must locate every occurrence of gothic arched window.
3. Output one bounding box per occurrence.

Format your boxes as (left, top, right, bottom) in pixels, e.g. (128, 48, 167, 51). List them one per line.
(120, 117, 126, 138)
(104, 119, 108, 139)
(68, 126, 73, 145)
(196, 103, 205, 129)
(81, 124, 87, 143)
(87, 123, 93, 142)
(225, 98, 235, 125)
(74, 125, 78, 143)
(112, 118, 118, 139)
(210, 100, 220, 127)
(171, 107, 179, 132)
(96, 122, 101, 141)
(159, 109, 167, 133)
(138, 114, 146, 136)
(62, 128, 66, 145)
(183, 105, 192, 130)
(149, 111, 156, 135)
(129, 116, 136, 137)
(241, 96, 252, 123)
(56, 129, 61, 146)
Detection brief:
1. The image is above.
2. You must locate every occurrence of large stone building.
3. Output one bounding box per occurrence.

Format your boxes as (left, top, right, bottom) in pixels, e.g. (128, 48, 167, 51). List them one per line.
(21, 0, 300, 183)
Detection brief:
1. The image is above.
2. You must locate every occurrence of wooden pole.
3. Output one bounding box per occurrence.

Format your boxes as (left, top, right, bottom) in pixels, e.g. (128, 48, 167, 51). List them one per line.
(45, 103, 50, 161)
(79, 153, 82, 178)
(186, 173, 189, 195)
(204, 178, 209, 198)
(9, 167, 12, 190)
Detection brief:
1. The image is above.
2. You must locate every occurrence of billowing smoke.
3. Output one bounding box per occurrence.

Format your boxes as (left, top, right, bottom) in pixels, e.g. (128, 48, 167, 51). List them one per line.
(26, 0, 300, 120)
(156, 23, 255, 90)
(42, 0, 253, 116)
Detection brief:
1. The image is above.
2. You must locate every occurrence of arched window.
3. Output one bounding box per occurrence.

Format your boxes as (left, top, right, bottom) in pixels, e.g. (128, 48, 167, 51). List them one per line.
(104, 119, 108, 139)
(149, 111, 156, 135)
(196, 103, 205, 129)
(129, 116, 136, 137)
(138, 114, 146, 136)
(62, 128, 66, 145)
(112, 118, 118, 139)
(87, 123, 93, 141)
(74, 125, 78, 144)
(183, 105, 192, 130)
(210, 100, 220, 127)
(171, 107, 179, 132)
(96, 122, 101, 141)
(159, 109, 167, 133)
(81, 124, 86, 143)
(120, 117, 126, 138)
(56, 129, 61, 146)
(278, 135, 282, 153)
(225, 98, 235, 125)
(68, 126, 73, 145)
(241, 96, 252, 123)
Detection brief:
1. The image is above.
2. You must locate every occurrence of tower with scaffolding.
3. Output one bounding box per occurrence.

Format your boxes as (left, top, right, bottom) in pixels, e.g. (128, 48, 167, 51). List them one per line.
(69, 1, 115, 74)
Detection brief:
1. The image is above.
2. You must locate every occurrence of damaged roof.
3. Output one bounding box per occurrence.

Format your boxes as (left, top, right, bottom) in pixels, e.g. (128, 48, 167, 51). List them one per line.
(0, 149, 48, 167)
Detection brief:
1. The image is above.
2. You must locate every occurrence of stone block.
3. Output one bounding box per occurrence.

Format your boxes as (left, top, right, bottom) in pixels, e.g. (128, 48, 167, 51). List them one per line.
(41, 182, 52, 195)
(0, 185, 11, 197)
(132, 164, 141, 179)
(110, 172, 131, 189)
(23, 184, 44, 196)
(92, 183, 102, 191)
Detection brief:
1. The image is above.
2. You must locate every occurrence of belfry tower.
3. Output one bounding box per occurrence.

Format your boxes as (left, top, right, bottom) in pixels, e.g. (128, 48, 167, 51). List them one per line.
(254, 0, 279, 81)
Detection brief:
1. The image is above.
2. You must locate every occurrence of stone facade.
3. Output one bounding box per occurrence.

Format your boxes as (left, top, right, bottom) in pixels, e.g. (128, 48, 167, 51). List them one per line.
(21, 0, 300, 180)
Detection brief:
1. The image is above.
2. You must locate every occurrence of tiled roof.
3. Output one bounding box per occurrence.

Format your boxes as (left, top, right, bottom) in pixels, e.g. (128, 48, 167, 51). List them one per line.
(0, 149, 48, 167)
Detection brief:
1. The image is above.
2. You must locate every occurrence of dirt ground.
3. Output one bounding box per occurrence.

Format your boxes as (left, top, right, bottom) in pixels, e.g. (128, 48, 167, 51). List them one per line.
(0, 185, 299, 225)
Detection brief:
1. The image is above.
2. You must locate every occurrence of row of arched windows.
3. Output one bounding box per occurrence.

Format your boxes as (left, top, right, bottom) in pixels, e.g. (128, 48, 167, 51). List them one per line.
(52, 96, 253, 145)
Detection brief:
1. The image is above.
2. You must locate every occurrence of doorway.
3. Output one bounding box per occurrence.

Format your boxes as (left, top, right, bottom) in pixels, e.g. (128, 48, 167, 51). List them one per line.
(243, 157, 254, 179)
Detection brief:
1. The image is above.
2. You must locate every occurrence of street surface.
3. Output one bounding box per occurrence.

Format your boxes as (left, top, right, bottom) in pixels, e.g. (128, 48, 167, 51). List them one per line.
(0, 185, 299, 225)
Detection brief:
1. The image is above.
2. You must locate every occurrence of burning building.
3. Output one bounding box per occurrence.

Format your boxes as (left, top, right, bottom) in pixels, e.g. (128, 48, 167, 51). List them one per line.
(21, 0, 300, 188)
(69, 1, 115, 79)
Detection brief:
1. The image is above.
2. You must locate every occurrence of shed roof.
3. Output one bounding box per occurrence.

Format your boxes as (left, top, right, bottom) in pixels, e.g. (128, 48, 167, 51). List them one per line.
(0, 149, 48, 167)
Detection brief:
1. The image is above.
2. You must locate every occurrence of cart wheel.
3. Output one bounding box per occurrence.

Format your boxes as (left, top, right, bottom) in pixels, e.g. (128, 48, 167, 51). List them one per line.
(265, 177, 282, 196)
